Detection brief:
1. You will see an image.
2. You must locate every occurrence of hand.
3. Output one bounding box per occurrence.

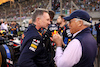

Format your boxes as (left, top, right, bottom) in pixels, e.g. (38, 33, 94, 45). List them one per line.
(52, 34, 63, 47)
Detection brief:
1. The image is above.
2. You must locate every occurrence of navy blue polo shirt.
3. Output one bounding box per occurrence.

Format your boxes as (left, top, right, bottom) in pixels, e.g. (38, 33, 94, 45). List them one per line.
(18, 24, 49, 67)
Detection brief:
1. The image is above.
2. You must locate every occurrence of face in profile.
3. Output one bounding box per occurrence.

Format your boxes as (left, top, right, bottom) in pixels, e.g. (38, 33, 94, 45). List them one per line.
(40, 12, 50, 29)
(57, 16, 62, 24)
(68, 18, 79, 34)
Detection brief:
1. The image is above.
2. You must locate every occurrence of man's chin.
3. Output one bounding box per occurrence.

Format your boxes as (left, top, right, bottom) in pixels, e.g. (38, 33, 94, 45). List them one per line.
(45, 27, 48, 29)
(42, 27, 47, 29)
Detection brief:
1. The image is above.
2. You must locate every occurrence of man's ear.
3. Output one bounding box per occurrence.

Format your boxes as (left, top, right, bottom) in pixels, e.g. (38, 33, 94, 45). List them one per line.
(36, 17, 39, 22)
(62, 18, 65, 22)
(78, 20, 83, 27)
(36, 17, 41, 23)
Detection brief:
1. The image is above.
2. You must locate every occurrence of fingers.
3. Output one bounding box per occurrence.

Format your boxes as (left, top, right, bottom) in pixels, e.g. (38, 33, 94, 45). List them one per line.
(52, 34, 59, 40)
(52, 34, 63, 46)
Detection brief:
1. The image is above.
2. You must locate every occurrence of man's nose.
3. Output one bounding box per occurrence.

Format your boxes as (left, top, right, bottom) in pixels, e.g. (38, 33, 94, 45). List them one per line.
(48, 21, 51, 25)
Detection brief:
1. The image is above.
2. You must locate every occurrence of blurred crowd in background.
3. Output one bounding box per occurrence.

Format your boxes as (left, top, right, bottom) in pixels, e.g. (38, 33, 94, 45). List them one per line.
(0, 0, 100, 19)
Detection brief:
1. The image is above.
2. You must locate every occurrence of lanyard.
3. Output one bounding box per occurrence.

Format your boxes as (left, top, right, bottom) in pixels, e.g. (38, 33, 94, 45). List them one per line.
(3, 45, 11, 59)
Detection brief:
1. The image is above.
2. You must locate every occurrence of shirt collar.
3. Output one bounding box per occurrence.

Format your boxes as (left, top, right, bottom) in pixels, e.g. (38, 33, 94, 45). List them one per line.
(72, 30, 82, 38)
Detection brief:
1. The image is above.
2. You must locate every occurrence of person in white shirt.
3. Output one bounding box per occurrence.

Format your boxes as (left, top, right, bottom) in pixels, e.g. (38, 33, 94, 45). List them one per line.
(52, 10, 97, 67)
(0, 19, 4, 25)
(1, 21, 8, 32)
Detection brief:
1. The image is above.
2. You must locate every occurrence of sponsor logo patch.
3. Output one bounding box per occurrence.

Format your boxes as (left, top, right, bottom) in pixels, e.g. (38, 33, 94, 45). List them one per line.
(31, 44, 37, 49)
(22, 34, 25, 39)
(29, 39, 40, 52)
(6, 59, 13, 64)
(29, 47, 36, 52)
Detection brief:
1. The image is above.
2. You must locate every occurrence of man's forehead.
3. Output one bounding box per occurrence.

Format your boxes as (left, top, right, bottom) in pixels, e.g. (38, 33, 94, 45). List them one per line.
(43, 12, 49, 16)
(43, 12, 50, 18)
(58, 16, 61, 19)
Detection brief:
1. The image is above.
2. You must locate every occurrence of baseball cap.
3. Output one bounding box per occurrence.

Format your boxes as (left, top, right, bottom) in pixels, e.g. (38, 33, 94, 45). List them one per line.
(63, 10, 92, 23)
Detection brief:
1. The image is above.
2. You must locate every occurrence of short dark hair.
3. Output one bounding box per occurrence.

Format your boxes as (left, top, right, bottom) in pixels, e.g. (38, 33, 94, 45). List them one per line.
(49, 10, 55, 20)
(32, 8, 48, 22)
(59, 14, 65, 19)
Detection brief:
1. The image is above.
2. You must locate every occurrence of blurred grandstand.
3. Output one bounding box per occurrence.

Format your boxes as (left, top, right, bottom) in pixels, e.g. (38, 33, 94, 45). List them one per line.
(0, 0, 49, 23)
(0, 0, 100, 25)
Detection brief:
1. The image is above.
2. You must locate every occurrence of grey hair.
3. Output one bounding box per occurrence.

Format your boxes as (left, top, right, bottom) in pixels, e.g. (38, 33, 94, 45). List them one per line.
(32, 8, 48, 22)
(75, 18, 91, 27)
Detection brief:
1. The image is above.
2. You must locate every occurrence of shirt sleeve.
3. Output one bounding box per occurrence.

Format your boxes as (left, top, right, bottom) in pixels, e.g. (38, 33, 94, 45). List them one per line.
(18, 38, 41, 67)
(54, 39, 82, 67)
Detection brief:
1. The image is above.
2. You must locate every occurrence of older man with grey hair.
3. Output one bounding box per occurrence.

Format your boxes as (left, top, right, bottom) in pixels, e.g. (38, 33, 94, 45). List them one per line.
(52, 10, 97, 67)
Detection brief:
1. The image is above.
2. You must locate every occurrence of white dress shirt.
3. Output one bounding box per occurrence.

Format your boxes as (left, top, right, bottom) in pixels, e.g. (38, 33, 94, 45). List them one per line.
(54, 31, 82, 67)
(1, 23, 8, 31)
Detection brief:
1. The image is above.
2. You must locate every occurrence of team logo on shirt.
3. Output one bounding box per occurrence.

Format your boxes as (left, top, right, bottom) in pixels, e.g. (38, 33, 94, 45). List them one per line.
(22, 34, 25, 39)
(29, 39, 40, 52)
(52, 30, 58, 36)
(38, 31, 42, 36)
(66, 29, 72, 37)
(6, 59, 13, 65)
(99, 24, 100, 29)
